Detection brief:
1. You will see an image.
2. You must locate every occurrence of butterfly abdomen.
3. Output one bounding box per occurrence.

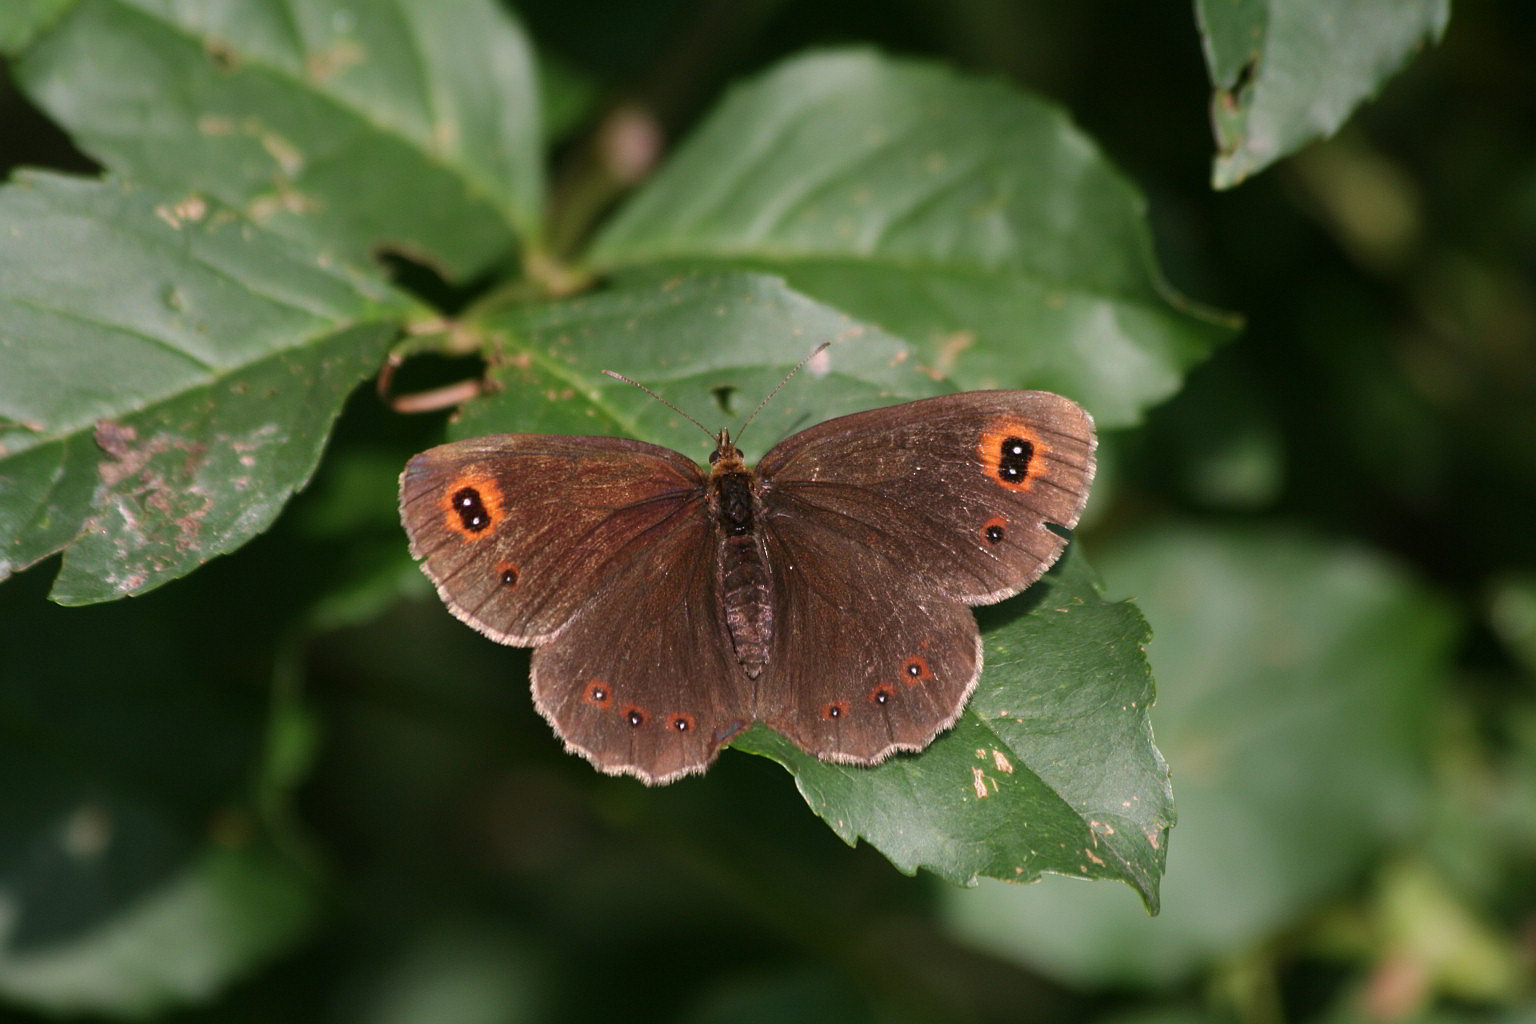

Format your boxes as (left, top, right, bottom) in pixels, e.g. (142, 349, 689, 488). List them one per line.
(713, 465, 773, 679)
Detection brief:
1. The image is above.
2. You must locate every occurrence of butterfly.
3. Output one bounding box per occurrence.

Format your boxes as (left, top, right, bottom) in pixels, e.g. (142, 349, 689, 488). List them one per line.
(400, 387, 1095, 784)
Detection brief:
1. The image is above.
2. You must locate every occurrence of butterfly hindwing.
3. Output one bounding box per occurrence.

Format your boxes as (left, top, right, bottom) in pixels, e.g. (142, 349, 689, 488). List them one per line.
(531, 509, 751, 783)
(756, 515, 982, 762)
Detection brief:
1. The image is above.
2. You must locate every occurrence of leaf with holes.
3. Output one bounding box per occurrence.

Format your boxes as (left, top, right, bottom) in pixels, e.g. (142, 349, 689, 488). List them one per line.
(8, 0, 542, 277)
(0, 173, 410, 603)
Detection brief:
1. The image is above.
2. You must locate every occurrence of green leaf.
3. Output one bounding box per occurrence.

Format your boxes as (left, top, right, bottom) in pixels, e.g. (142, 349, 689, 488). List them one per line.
(9, 0, 543, 277)
(0, 0, 73, 50)
(588, 49, 1232, 426)
(734, 548, 1169, 907)
(1197, 0, 1450, 188)
(458, 271, 944, 456)
(0, 172, 410, 603)
(943, 524, 1457, 984)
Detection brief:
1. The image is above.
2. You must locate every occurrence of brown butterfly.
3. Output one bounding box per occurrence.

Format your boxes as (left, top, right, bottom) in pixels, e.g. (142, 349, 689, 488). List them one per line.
(399, 388, 1096, 784)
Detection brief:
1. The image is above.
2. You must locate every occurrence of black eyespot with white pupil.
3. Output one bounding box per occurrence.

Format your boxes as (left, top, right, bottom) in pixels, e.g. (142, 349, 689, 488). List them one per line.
(903, 656, 933, 683)
(452, 487, 491, 532)
(997, 437, 1034, 484)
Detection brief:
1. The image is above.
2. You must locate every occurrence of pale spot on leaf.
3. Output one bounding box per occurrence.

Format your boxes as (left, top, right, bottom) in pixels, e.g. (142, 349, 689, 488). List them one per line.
(259, 129, 305, 177)
(306, 38, 365, 82)
(154, 195, 209, 229)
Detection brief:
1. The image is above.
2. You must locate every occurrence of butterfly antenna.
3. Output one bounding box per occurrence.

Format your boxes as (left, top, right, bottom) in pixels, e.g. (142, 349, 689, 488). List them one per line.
(734, 341, 832, 446)
(602, 368, 715, 439)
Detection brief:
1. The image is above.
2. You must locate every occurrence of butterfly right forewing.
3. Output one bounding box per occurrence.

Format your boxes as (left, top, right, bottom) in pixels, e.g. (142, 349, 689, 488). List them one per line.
(756, 391, 1096, 605)
(399, 435, 708, 645)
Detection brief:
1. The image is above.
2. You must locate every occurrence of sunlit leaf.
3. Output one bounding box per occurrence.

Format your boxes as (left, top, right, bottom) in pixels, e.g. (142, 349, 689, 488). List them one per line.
(590, 49, 1233, 426)
(1197, 0, 1450, 188)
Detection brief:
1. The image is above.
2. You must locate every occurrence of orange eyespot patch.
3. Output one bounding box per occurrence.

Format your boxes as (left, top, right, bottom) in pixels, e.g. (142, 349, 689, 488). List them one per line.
(981, 515, 1008, 546)
(442, 470, 506, 539)
(978, 419, 1048, 493)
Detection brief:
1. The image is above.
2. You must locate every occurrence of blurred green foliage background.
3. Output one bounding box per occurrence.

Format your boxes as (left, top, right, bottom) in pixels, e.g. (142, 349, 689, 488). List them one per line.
(2, 1, 1534, 1022)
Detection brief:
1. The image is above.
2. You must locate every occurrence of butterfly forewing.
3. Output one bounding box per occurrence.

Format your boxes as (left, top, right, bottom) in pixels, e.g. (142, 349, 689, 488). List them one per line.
(756, 391, 1096, 606)
(399, 435, 707, 645)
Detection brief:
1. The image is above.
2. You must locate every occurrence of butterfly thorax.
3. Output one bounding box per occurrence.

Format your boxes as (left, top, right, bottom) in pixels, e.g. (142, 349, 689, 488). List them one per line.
(709, 431, 773, 680)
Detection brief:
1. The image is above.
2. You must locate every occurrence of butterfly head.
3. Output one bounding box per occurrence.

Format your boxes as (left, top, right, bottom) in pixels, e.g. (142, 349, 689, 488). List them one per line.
(708, 429, 747, 472)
